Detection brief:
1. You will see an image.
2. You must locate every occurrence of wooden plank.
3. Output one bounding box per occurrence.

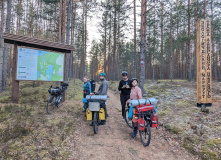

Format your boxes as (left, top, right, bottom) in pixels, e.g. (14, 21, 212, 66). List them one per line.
(205, 20, 212, 103)
(11, 44, 19, 103)
(4, 33, 74, 52)
(62, 53, 67, 102)
(196, 20, 200, 103)
(196, 19, 212, 106)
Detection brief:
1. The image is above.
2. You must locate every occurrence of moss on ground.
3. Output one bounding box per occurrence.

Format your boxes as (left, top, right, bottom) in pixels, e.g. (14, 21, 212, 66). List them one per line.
(144, 83, 169, 97)
(108, 81, 120, 93)
(0, 79, 83, 159)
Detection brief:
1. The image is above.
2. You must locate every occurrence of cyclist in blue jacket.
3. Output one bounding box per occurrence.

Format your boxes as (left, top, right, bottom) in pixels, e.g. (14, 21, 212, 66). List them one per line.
(83, 76, 91, 112)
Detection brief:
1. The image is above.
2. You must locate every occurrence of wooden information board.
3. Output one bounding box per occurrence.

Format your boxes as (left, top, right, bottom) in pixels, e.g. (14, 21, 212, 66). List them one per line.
(196, 19, 212, 106)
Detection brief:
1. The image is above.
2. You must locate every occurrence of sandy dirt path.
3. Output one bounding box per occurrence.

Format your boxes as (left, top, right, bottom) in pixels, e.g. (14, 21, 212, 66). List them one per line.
(70, 89, 198, 160)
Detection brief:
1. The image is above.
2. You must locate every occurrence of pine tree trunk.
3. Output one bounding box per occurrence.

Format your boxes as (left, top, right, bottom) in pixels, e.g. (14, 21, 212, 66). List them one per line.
(80, 3, 85, 80)
(107, 13, 112, 78)
(210, 1, 217, 80)
(152, 8, 156, 82)
(112, 0, 117, 80)
(188, 0, 191, 81)
(66, 0, 71, 80)
(0, 1, 4, 92)
(59, 0, 62, 42)
(133, 0, 137, 78)
(219, 41, 221, 79)
(116, 11, 120, 81)
(84, 0, 87, 78)
(193, 0, 198, 80)
(160, 2, 164, 79)
(139, 0, 147, 92)
(169, 13, 173, 81)
(104, 11, 107, 74)
(2, 0, 12, 91)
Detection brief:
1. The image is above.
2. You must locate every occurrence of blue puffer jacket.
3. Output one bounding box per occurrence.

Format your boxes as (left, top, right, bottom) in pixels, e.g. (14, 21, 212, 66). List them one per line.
(83, 81, 92, 93)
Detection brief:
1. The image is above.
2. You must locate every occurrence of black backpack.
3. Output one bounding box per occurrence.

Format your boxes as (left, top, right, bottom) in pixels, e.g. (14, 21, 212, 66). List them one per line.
(89, 80, 96, 92)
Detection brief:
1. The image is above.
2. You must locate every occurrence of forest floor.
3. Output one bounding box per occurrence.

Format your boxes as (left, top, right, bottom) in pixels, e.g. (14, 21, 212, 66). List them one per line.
(0, 79, 220, 160)
(70, 86, 197, 160)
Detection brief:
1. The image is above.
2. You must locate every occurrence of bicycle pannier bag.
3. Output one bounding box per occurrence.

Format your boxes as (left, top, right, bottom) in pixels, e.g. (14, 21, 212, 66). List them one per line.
(151, 113, 158, 128)
(99, 108, 105, 120)
(132, 108, 138, 127)
(138, 117, 145, 131)
(86, 108, 92, 121)
(49, 89, 61, 95)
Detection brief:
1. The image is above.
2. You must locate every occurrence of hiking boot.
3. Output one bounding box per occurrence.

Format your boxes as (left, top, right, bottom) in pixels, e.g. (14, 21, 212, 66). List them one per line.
(128, 120, 132, 125)
(130, 135, 135, 140)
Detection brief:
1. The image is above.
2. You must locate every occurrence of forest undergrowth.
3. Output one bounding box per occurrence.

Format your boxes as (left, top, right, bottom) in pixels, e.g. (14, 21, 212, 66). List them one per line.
(0, 80, 83, 159)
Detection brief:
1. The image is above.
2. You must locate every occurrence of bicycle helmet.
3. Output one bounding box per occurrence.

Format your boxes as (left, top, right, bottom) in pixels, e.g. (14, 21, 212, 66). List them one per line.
(131, 78, 138, 83)
(99, 72, 106, 77)
(122, 71, 128, 76)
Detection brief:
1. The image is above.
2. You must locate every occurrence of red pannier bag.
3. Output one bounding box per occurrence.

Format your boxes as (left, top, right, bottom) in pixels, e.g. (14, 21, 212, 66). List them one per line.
(136, 104, 154, 113)
(151, 113, 158, 128)
(135, 104, 158, 128)
(138, 117, 145, 131)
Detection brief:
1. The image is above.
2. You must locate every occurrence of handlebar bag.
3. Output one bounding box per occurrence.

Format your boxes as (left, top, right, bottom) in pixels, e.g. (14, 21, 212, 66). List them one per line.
(48, 89, 61, 95)
(62, 81, 69, 86)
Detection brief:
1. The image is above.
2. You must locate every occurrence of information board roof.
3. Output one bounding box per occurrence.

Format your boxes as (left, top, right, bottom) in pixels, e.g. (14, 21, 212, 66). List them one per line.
(4, 32, 74, 53)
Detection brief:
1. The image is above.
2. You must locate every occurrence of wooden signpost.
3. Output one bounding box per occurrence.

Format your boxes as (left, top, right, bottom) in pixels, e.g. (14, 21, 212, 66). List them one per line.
(4, 33, 74, 103)
(196, 19, 212, 108)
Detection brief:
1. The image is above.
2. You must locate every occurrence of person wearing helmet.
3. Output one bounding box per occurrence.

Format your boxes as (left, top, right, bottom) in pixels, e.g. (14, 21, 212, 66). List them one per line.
(93, 72, 108, 125)
(95, 72, 108, 95)
(118, 71, 132, 122)
(126, 78, 142, 140)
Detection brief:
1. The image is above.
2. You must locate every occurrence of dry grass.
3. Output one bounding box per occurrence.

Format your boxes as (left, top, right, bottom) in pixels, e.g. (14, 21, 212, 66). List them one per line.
(143, 80, 221, 160)
(0, 79, 83, 159)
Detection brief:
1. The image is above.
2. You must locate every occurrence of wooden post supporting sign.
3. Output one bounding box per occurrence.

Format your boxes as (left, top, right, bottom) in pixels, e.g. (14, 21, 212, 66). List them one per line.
(11, 44, 19, 103)
(196, 19, 212, 107)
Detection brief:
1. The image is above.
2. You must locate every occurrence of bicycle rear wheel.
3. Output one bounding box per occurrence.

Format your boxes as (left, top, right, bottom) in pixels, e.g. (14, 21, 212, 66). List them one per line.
(56, 95, 63, 108)
(139, 120, 151, 147)
(47, 96, 55, 114)
(124, 107, 133, 128)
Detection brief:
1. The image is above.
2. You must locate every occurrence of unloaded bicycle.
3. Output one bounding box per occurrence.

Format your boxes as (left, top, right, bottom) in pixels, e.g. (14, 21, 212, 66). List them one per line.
(46, 81, 69, 114)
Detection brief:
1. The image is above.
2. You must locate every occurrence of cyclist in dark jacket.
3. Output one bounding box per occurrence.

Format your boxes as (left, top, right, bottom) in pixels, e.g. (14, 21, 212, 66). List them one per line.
(118, 71, 132, 121)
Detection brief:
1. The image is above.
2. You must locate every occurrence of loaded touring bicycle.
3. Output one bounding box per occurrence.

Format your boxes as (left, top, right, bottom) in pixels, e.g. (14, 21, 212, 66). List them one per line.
(128, 98, 158, 146)
(84, 95, 107, 134)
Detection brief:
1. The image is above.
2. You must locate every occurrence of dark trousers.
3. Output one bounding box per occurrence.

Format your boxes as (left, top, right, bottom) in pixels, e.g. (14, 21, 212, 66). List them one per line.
(120, 94, 130, 117)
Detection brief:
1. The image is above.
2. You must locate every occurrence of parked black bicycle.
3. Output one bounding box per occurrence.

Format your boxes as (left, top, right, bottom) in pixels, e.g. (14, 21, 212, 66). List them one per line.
(46, 82, 69, 114)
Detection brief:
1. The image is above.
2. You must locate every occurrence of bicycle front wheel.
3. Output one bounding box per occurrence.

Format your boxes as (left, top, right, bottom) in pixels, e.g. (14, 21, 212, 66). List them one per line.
(93, 112, 99, 134)
(47, 96, 55, 114)
(139, 120, 151, 147)
(124, 108, 133, 128)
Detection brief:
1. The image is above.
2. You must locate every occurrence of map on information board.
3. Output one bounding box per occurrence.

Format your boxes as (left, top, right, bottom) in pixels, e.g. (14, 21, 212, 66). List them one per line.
(17, 47, 64, 81)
